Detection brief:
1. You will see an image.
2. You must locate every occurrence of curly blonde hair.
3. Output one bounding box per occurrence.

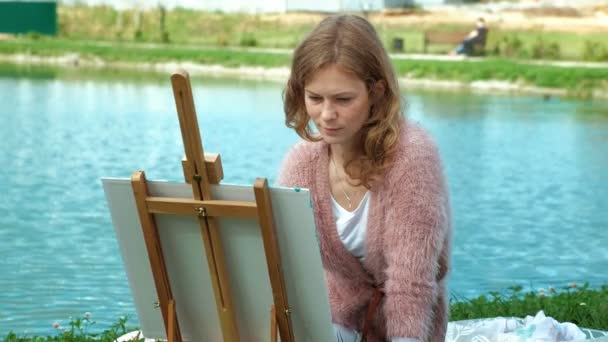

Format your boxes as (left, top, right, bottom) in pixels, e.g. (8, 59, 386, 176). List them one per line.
(283, 14, 403, 188)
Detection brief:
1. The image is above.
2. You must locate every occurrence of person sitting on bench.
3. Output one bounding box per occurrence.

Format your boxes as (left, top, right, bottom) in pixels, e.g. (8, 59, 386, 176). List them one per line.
(451, 17, 487, 56)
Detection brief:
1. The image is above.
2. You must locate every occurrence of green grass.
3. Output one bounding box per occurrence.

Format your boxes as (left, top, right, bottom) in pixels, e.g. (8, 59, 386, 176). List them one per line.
(450, 283, 608, 329)
(2, 36, 607, 97)
(51, 4, 608, 61)
(0, 61, 271, 85)
(392, 58, 608, 95)
(376, 23, 608, 60)
(0, 38, 291, 67)
(3, 284, 607, 341)
(2, 315, 142, 342)
(484, 30, 605, 60)
(57, 5, 314, 48)
(2, 5, 608, 98)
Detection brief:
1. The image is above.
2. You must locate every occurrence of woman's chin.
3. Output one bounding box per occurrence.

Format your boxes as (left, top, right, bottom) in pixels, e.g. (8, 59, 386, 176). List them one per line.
(321, 135, 343, 144)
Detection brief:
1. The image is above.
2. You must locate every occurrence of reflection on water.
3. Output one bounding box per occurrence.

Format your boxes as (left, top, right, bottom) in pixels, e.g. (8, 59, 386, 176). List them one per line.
(1, 64, 607, 336)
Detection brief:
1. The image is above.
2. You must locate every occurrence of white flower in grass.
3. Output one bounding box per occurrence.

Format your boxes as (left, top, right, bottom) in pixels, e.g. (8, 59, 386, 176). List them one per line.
(53, 321, 61, 329)
(580, 302, 587, 306)
(84, 312, 92, 319)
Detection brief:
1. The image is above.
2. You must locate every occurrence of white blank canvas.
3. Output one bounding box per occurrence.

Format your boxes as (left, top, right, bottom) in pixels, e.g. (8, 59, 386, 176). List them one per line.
(102, 178, 333, 342)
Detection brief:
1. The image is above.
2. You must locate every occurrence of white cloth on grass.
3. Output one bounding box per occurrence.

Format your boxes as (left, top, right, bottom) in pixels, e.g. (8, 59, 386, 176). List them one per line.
(446, 310, 591, 342)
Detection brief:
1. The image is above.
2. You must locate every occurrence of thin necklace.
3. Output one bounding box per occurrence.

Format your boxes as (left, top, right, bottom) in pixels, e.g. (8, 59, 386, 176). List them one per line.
(330, 153, 354, 210)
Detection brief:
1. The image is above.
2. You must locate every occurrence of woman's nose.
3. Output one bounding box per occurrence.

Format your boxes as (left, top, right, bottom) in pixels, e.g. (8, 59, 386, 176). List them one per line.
(320, 101, 337, 121)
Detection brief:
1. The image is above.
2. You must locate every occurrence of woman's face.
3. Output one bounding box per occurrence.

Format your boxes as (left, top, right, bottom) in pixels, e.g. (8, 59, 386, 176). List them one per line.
(304, 64, 371, 147)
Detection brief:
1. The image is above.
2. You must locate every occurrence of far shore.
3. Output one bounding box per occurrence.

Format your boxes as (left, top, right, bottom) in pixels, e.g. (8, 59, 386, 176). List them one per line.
(2, 53, 606, 100)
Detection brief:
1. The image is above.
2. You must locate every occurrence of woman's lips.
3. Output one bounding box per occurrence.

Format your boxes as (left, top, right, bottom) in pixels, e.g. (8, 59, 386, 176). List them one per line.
(323, 127, 342, 135)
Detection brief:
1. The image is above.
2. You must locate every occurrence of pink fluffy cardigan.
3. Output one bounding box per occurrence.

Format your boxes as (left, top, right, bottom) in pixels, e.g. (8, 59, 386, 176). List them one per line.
(277, 120, 451, 342)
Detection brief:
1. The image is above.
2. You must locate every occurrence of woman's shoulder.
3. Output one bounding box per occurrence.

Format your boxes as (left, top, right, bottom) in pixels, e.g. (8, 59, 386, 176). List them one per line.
(387, 119, 442, 180)
(276, 139, 323, 187)
(283, 139, 322, 164)
(396, 120, 440, 159)
(402, 120, 437, 148)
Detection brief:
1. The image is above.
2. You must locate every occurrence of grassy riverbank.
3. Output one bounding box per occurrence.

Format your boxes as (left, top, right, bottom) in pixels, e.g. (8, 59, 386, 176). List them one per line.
(55, 5, 608, 61)
(451, 283, 608, 328)
(3, 284, 607, 341)
(2, 4, 608, 98)
(2, 37, 608, 98)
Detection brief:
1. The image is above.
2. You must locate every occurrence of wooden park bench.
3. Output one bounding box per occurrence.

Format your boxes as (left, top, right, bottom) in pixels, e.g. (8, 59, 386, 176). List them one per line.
(423, 31, 488, 55)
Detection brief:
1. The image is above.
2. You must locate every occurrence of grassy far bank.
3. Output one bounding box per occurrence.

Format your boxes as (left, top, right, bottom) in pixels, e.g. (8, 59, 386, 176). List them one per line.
(1, 37, 608, 98)
(55, 5, 608, 62)
(3, 284, 607, 341)
(0, 38, 290, 68)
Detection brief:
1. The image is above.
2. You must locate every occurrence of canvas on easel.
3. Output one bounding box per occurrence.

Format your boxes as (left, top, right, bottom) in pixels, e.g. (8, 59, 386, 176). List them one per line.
(101, 70, 333, 341)
(102, 179, 333, 341)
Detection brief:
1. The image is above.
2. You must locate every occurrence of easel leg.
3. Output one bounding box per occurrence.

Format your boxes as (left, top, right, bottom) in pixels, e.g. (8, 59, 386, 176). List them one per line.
(255, 179, 294, 342)
(168, 299, 176, 342)
(132, 171, 182, 342)
(271, 305, 278, 342)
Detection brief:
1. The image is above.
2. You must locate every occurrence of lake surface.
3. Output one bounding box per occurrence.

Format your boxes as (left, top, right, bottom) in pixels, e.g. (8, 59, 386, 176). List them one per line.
(1, 65, 607, 336)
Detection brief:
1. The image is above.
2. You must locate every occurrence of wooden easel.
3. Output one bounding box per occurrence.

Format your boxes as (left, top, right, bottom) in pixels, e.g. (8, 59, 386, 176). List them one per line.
(130, 70, 294, 342)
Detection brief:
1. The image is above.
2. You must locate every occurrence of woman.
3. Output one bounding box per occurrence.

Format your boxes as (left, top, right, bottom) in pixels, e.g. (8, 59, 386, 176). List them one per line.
(278, 14, 451, 342)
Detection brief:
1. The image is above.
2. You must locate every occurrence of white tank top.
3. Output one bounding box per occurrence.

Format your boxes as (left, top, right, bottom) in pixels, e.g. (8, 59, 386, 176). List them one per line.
(330, 191, 370, 260)
(331, 192, 415, 342)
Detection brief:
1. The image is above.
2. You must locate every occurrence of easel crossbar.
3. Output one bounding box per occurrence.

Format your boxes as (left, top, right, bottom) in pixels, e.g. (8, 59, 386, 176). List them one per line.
(146, 197, 258, 218)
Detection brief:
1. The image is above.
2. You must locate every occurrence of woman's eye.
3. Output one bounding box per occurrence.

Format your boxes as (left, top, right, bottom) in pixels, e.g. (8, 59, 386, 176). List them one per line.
(308, 96, 322, 102)
(337, 98, 352, 103)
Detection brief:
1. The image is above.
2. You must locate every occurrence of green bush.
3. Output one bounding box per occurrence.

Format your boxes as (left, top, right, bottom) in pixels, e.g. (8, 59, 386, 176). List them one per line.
(239, 34, 258, 47)
(133, 29, 143, 41)
(24, 31, 43, 40)
(532, 36, 561, 60)
(493, 35, 526, 58)
(161, 31, 170, 43)
(583, 41, 608, 62)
